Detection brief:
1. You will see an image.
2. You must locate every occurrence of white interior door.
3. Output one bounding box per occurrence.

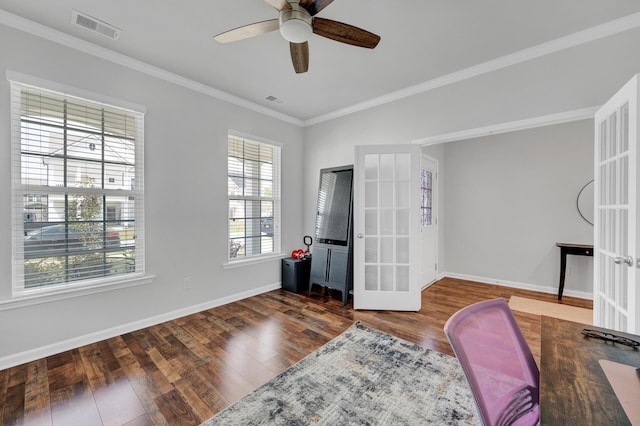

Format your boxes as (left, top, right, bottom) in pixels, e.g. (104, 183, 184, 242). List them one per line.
(594, 74, 640, 333)
(353, 144, 421, 311)
(421, 155, 438, 286)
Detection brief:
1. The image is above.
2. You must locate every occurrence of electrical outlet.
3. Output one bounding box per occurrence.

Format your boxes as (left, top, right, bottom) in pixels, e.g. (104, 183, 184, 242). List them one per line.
(183, 277, 192, 290)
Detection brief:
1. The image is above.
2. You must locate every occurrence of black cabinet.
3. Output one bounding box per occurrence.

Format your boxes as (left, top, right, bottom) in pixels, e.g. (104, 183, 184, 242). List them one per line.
(309, 245, 352, 305)
(309, 165, 353, 306)
(282, 258, 310, 293)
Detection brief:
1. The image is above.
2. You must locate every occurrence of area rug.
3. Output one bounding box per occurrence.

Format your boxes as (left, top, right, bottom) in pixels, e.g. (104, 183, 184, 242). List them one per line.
(201, 322, 478, 425)
(508, 295, 593, 324)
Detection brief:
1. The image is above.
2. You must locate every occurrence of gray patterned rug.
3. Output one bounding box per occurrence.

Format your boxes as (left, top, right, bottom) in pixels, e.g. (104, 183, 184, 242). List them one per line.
(201, 322, 478, 425)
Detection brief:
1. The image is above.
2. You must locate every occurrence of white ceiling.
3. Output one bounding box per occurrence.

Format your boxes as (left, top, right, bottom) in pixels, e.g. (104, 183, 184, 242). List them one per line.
(2, 0, 640, 123)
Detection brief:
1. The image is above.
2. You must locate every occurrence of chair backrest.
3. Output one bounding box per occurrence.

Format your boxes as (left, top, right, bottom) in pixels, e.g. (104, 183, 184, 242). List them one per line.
(444, 298, 539, 426)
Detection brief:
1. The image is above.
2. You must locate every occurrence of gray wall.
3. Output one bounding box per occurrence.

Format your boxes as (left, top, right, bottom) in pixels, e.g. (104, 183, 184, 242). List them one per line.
(0, 24, 305, 364)
(303, 27, 640, 298)
(443, 121, 594, 296)
(3, 18, 640, 365)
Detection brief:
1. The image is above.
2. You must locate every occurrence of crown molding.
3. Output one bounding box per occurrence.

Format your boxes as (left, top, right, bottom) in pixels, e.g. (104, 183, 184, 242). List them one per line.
(0, 9, 304, 127)
(2, 8, 639, 128)
(412, 106, 599, 145)
(304, 12, 640, 127)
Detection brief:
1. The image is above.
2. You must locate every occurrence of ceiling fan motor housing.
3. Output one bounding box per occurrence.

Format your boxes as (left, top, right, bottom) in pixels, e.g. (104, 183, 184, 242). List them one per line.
(279, 8, 312, 43)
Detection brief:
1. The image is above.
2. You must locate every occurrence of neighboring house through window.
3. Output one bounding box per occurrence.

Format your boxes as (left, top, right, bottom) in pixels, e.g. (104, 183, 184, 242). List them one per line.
(227, 134, 281, 260)
(9, 77, 145, 297)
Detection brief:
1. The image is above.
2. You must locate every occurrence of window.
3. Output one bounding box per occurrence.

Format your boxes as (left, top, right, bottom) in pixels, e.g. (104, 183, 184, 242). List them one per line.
(10, 80, 145, 295)
(227, 135, 280, 260)
(420, 168, 433, 226)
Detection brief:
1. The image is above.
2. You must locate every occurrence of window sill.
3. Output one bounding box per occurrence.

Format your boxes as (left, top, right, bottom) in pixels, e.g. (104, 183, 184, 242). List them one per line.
(0, 274, 155, 311)
(223, 253, 288, 269)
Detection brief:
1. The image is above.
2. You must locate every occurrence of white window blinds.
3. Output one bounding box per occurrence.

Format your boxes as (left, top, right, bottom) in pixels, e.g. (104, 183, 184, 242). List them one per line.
(228, 135, 281, 259)
(10, 81, 145, 294)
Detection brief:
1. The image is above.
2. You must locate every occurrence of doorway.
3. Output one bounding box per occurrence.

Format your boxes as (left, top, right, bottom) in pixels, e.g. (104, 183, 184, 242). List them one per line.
(420, 155, 438, 286)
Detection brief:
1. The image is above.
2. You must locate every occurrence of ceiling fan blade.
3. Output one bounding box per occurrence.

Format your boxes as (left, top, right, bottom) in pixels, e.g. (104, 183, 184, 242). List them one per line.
(214, 19, 279, 43)
(300, 0, 334, 16)
(264, 0, 291, 11)
(313, 18, 380, 48)
(290, 41, 309, 73)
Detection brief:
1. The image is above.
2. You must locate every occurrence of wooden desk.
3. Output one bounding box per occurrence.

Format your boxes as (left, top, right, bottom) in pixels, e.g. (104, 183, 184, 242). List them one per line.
(556, 242, 593, 300)
(540, 316, 640, 425)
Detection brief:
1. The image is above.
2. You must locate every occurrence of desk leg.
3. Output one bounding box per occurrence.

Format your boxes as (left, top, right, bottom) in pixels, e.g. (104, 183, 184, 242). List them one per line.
(558, 248, 567, 300)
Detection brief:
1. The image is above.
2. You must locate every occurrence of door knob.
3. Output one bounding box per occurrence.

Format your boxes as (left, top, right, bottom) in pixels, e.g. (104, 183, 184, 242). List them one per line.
(614, 256, 634, 267)
(357, 233, 364, 239)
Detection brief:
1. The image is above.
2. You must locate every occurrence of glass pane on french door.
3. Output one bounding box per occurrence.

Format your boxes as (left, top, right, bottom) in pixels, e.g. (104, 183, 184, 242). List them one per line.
(355, 144, 420, 311)
(594, 74, 639, 333)
(363, 153, 412, 293)
(598, 105, 630, 331)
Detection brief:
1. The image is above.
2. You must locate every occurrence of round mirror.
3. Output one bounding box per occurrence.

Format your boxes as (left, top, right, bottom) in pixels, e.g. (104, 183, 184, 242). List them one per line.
(577, 180, 594, 225)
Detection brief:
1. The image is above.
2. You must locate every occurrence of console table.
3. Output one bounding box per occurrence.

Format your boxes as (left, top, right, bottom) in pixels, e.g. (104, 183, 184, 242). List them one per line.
(556, 242, 593, 300)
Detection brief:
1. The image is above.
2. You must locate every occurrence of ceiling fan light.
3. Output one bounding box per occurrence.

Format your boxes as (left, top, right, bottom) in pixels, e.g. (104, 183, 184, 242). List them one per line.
(279, 9, 312, 43)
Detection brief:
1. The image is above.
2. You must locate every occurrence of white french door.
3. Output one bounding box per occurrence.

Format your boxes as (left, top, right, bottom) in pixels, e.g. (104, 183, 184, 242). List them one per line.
(594, 74, 640, 333)
(353, 144, 421, 311)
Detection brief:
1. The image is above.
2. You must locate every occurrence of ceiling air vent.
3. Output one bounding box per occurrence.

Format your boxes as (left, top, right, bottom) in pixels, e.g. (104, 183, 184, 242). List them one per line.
(265, 95, 285, 104)
(71, 10, 121, 40)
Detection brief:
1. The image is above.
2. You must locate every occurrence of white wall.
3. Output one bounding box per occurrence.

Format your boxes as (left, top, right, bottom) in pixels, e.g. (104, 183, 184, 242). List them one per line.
(443, 121, 594, 296)
(0, 24, 305, 365)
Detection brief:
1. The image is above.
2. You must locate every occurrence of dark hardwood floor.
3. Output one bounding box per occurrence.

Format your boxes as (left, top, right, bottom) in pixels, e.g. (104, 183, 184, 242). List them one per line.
(0, 277, 592, 425)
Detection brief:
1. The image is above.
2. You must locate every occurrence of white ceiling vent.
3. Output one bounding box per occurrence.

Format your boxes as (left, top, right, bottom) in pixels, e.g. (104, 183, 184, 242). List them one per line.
(71, 10, 121, 40)
(265, 95, 285, 104)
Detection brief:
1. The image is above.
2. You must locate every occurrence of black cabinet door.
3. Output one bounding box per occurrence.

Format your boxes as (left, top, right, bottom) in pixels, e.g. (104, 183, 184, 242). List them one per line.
(327, 248, 348, 289)
(310, 246, 329, 285)
(309, 245, 351, 305)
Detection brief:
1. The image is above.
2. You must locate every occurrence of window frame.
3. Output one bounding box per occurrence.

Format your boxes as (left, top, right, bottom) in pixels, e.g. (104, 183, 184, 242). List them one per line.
(420, 167, 433, 227)
(226, 132, 282, 264)
(8, 72, 149, 301)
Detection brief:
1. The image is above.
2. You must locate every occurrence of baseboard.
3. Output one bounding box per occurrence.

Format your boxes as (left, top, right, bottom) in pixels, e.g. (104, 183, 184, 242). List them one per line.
(421, 271, 447, 290)
(441, 272, 593, 300)
(0, 281, 282, 370)
(2, 273, 593, 370)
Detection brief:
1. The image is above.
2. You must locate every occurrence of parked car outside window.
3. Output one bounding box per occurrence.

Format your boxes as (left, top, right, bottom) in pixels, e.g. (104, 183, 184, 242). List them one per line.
(24, 224, 121, 257)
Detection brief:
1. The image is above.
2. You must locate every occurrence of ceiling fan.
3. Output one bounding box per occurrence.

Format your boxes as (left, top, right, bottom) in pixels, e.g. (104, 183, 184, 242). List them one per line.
(214, 0, 381, 74)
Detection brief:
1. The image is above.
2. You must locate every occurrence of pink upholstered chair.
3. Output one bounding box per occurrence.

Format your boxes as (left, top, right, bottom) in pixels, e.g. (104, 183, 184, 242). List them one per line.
(444, 298, 539, 426)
